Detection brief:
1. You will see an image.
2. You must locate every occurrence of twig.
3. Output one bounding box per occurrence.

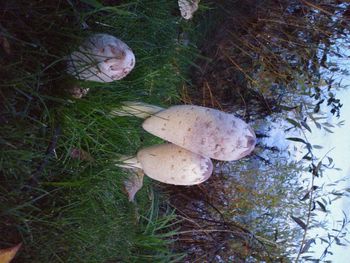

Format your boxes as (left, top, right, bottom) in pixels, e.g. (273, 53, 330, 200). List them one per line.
(300, 0, 334, 17)
(170, 191, 276, 261)
(319, 218, 349, 261)
(294, 122, 335, 262)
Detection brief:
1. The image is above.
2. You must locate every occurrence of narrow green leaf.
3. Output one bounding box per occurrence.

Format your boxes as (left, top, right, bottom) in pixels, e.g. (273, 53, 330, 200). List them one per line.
(312, 145, 323, 149)
(303, 154, 312, 161)
(313, 161, 322, 176)
(311, 201, 316, 211)
(323, 127, 334, 133)
(320, 238, 329, 244)
(301, 192, 310, 201)
(322, 122, 334, 128)
(301, 239, 315, 254)
(301, 121, 312, 133)
(335, 237, 341, 245)
(321, 197, 328, 205)
(291, 216, 307, 230)
(302, 256, 312, 260)
(286, 118, 302, 128)
(337, 120, 345, 126)
(286, 137, 308, 144)
(316, 201, 327, 212)
(337, 243, 347, 246)
(327, 157, 333, 165)
(332, 192, 343, 196)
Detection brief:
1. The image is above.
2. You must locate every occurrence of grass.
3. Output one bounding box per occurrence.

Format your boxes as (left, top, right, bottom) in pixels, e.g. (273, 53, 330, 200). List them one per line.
(3, 1, 348, 262)
(0, 0, 200, 262)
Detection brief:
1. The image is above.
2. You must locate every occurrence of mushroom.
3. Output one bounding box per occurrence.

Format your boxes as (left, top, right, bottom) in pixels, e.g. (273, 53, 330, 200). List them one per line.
(111, 102, 256, 161)
(67, 33, 135, 82)
(178, 0, 201, 20)
(118, 143, 213, 186)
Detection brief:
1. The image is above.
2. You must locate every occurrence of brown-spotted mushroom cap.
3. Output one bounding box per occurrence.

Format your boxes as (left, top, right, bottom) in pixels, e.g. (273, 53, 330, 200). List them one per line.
(142, 105, 256, 161)
(67, 33, 135, 82)
(118, 143, 213, 186)
(111, 102, 256, 161)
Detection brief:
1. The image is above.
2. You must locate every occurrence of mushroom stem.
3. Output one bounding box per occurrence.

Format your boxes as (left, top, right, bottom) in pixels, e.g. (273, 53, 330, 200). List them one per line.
(115, 155, 142, 169)
(110, 101, 164, 119)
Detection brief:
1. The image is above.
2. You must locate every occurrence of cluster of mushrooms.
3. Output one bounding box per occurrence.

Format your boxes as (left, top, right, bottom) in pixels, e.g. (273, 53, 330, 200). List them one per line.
(0, 2, 253, 262)
(112, 102, 256, 201)
(66, 2, 255, 201)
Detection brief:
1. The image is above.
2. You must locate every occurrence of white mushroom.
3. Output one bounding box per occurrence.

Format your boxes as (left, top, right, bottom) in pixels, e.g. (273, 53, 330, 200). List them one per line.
(111, 102, 256, 161)
(67, 33, 135, 82)
(178, 0, 200, 20)
(118, 143, 213, 186)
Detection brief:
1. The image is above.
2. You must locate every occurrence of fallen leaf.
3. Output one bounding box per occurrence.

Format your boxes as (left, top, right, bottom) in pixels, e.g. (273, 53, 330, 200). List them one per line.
(70, 148, 94, 161)
(0, 243, 22, 263)
(124, 169, 144, 202)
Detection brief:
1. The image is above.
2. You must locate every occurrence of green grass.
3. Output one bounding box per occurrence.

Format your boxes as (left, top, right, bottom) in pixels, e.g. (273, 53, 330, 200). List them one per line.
(0, 0, 200, 262)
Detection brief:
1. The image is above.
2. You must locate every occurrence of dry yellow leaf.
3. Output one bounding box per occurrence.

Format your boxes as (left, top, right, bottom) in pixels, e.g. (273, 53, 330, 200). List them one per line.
(0, 243, 22, 263)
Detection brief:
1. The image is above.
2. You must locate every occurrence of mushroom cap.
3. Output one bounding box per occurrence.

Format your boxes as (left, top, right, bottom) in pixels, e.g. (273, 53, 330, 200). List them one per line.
(178, 0, 200, 20)
(137, 143, 213, 185)
(142, 105, 256, 161)
(67, 33, 135, 82)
